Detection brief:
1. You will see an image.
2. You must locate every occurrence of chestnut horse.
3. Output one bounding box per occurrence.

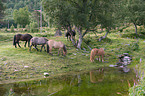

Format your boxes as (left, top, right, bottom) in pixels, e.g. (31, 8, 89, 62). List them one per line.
(29, 37, 48, 52)
(90, 48, 105, 62)
(46, 40, 67, 56)
(13, 34, 33, 48)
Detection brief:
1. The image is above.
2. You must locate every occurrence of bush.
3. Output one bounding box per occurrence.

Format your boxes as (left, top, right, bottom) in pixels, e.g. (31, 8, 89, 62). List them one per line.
(30, 22, 39, 33)
(17, 24, 21, 29)
(5, 27, 7, 32)
(10, 24, 15, 32)
(25, 25, 30, 32)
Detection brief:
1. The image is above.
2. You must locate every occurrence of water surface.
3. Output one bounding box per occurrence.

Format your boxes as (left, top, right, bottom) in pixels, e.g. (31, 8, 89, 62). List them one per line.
(0, 67, 138, 96)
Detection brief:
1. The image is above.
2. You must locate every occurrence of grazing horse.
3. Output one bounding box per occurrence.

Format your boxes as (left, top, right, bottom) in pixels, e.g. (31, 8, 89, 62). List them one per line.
(13, 34, 33, 48)
(46, 40, 67, 56)
(90, 48, 105, 62)
(65, 29, 76, 41)
(29, 37, 48, 52)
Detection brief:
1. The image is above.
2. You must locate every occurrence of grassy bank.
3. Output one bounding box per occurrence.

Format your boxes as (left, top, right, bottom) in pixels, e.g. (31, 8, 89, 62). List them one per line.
(0, 26, 144, 86)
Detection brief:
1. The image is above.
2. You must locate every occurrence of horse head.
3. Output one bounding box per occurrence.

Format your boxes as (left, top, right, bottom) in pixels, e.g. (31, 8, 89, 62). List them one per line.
(63, 45, 67, 56)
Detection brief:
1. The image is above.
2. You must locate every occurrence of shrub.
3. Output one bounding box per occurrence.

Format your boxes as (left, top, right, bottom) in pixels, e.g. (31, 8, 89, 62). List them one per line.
(10, 24, 15, 32)
(30, 22, 39, 33)
(25, 25, 30, 32)
(5, 27, 7, 32)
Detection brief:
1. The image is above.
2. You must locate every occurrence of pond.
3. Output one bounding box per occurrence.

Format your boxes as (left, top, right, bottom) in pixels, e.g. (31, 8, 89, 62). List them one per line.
(0, 67, 138, 96)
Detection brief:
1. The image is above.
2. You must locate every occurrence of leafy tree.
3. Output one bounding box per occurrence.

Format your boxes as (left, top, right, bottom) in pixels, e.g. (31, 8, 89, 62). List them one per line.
(10, 24, 14, 32)
(13, 6, 30, 27)
(43, 0, 119, 49)
(124, 0, 145, 35)
(0, 0, 5, 22)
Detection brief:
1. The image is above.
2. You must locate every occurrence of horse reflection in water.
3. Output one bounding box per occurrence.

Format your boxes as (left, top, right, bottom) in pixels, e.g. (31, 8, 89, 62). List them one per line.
(13, 34, 33, 48)
(90, 68, 104, 83)
(29, 37, 48, 52)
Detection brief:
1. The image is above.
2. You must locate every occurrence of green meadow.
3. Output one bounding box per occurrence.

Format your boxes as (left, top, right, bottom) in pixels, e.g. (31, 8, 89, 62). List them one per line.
(0, 26, 144, 94)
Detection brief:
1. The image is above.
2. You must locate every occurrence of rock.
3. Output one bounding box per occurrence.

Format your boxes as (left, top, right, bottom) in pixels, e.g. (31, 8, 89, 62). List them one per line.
(24, 66, 29, 68)
(44, 72, 49, 76)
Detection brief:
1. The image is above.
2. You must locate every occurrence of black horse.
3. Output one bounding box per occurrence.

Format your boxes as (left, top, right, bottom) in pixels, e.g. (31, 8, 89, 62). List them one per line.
(13, 34, 33, 48)
(65, 29, 76, 41)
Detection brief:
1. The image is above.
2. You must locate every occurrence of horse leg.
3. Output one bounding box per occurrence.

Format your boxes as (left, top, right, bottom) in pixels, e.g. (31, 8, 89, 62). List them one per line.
(28, 41, 30, 47)
(102, 55, 104, 62)
(43, 45, 46, 51)
(49, 48, 53, 56)
(29, 44, 33, 52)
(40, 45, 44, 52)
(15, 43, 17, 48)
(24, 41, 27, 47)
(99, 56, 101, 62)
(17, 41, 21, 48)
(58, 48, 61, 56)
(35, 45, 39, 51)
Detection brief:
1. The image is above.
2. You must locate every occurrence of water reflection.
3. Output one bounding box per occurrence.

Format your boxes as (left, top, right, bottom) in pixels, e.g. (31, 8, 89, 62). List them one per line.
(0, 67, 138, 96)
(90, 68, 104, 83)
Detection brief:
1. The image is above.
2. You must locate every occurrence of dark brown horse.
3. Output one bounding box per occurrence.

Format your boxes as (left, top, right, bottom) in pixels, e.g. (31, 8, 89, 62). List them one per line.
(13, 34, 33, 48)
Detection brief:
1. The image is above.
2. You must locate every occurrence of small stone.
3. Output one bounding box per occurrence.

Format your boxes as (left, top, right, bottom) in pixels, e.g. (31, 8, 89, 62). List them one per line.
(44, 72, 49, 76)
(24, 66, 29, 68)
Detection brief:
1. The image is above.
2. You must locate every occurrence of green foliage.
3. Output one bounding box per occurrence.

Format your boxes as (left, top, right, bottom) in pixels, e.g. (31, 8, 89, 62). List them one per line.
(10, 24, 14, 32)
(17, 24, 20, 29)
(4, 27, 7, 32)
(30, 22, 38, 33)
(25, 24, 30, 32)
(129, 78, 145, 96)
(13, 6, 30, 27)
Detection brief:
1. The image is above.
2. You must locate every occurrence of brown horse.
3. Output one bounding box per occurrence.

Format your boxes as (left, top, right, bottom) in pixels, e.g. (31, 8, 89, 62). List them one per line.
(13, 34, 33, 48)
(46, 40, 67, 56)
(90, 48, 105, 62)
(29, 37, 48, 52)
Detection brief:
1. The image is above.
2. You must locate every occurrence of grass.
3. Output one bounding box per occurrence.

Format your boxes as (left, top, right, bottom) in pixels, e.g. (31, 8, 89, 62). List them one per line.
(0, 25, 145, 86)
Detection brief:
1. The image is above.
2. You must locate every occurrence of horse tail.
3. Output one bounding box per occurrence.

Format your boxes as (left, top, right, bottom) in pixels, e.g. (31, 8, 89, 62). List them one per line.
(13, 35, 16, 46)
(46, 42, 49, 53)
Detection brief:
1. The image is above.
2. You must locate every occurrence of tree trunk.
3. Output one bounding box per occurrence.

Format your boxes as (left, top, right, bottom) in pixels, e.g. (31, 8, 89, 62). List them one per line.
(82, 29, 88, 38)
(77, 27, 83, 49)
(133, 23, 137, 35)
(99, 28, 109, 41)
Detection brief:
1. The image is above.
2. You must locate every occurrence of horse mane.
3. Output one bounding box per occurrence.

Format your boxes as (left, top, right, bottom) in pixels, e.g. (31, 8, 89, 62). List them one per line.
(63, 44, 67, 53)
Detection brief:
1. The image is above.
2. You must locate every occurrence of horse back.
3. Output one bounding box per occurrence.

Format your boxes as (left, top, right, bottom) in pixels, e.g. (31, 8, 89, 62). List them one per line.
(31, 37, 48, 45)
(48, 40, 64, 48)
(97, 48, 105, 56)
(21, 34, 33, 41)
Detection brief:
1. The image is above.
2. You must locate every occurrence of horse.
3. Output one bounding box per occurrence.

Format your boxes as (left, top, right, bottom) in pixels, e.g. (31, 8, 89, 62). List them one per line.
(46, 40, 67, 56)
(90, 48, 105, 62)
(65, 29, 76, 41)
(29, 37, 48, 52)
(13, 34, 33, 48)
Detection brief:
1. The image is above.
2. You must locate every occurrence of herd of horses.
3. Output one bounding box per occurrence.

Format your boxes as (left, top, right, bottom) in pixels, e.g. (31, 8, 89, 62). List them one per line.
(13, 33, 105, 62)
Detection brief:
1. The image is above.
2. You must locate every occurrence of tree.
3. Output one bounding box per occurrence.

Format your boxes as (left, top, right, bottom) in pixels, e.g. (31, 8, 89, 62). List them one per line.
(124, 0, 145, 35)
(13, 6, 30, 27)
(43, 0, 120, 49)
(0, 0, 5, 22)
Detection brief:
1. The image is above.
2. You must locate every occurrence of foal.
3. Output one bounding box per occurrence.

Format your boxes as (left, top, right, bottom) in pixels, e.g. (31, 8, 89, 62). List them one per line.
(90, 48, 105, 62)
